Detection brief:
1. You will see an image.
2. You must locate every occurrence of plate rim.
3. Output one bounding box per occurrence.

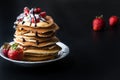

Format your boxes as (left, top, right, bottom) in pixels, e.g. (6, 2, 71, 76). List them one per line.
(0, 42, 69, 64)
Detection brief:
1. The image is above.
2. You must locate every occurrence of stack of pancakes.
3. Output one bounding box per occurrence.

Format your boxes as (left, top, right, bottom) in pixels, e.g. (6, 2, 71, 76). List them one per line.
(14, 16, 61, 61)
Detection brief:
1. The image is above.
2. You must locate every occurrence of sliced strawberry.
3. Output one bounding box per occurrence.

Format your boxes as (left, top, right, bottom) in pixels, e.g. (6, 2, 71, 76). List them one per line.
(31, 18, 35, 23)
(24, 7, 29, 16)
(40, 12, 46, 18)
(18, 18, 23, 22)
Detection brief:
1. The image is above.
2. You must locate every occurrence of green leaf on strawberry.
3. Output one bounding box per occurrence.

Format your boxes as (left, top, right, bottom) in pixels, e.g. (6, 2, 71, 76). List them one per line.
(11, 43, 18, 50)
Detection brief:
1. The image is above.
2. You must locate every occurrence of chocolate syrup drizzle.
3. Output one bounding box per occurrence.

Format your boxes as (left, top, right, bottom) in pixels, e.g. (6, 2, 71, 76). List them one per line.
(22, 37, 26, 42)
(36, 40, 39, 45)
(33, 14, 37, 27)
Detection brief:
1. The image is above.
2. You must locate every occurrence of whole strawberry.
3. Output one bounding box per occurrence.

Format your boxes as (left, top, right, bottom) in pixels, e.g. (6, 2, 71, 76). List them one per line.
(2, 43, 11, 57)
(109, 16, 119, 27)
(8, 43, 23, 60)
(93, 15, 105, 31)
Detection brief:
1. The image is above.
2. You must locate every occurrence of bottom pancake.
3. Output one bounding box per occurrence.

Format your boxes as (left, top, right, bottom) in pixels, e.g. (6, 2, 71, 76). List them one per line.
(24, 52, 58, 57)
(23, 55, 56, 61)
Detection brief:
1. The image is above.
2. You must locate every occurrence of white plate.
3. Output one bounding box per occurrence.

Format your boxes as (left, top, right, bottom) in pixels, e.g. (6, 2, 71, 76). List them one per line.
(0, 42, 69, 67)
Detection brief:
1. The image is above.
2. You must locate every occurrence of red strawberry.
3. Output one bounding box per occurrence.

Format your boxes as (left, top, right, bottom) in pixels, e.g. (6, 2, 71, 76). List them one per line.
(33, 8, 41, 14)
(109, 16, 119, 27)
(36, 18, 40, 23)
(24, 7, 29, 16)
(2, 43, 10, 57)
(18, 18, 23, 22)
(8, 43, 23, 60)
(40, 12, 46, 18)
(33, 8, 38, 14)
(36, 8, 41, 13)
(93, 15, 105, 31)
(31, 18, 35, 23)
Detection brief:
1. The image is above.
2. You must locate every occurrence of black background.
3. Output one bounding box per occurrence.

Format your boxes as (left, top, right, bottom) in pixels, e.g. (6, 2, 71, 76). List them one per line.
(0, 0, 120, 80)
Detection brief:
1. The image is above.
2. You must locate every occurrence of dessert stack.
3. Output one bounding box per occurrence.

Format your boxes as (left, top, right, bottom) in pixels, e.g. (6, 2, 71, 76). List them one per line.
(12, 7, 61, 61)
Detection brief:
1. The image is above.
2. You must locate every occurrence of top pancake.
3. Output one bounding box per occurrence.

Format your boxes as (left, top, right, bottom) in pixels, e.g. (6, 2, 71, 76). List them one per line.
(15, 23, 59, 34)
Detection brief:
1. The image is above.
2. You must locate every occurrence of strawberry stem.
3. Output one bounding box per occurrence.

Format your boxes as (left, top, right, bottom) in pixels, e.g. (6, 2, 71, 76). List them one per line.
(96, 15, 103, 18)
(100, 15, 103, 18)
(11, 43, 18, 50)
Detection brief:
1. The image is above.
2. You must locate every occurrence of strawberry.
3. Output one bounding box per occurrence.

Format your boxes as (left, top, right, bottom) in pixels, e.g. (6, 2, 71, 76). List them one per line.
(36, 8, 41, 13)
(18, 18, 23, 22)
(33, 8, 41, 14)
(33, 8, 38, 14)
(93, 15, 105, 31)
(36, 18, 40, 23)
(40, 12, 46, 18)
(31, 18, 35, 23)
(109, 16, 119, 27)
(24, 7, 29, 16)
(8, 43, 23, 60)
(2, 43, 10, 57)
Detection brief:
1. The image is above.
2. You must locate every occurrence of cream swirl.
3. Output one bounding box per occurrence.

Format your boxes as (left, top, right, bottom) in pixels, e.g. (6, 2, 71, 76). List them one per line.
(14, 7, 48, 28)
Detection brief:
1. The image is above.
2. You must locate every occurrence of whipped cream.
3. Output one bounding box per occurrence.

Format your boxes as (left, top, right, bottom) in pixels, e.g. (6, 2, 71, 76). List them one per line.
(14, 7, 48, 28)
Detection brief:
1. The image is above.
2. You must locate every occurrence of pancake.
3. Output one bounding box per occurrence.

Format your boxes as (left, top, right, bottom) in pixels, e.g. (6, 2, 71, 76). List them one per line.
(14, 35, 52, 43)
(23, 45, 61, 55)
(15, 29, 55, 37)
(16, 24, 58, 34)
(23, 32, 54, 37)
(14, 36, 58, 43)
(23, 55, 56, 61)
(14, 34, 53, 40)
(24, 53, 57, 57)
(14, 36, 59, 47)
(15, 32, 54, 38)
(23, 44, 57, 50)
